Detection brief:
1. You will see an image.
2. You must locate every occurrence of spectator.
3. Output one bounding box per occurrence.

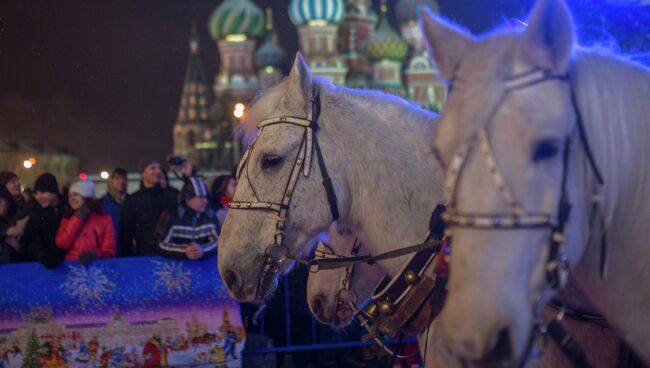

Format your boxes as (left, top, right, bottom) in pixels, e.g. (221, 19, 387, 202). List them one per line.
(0, 186, 20, 264)
(119, 157, 179, 257)
(56, 181, 116, 263)
(210, 174, 237, 226)
(0, 171, 29, 220)
(101, 168, 128, 246)
(22, 173, 66, 269)
(155, 177, 218, 260)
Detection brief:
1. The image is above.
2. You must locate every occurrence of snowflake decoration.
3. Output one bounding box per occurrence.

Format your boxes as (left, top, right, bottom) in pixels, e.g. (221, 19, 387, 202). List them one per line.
(152, 260, 192, 297)
(60, 264, 116, 309)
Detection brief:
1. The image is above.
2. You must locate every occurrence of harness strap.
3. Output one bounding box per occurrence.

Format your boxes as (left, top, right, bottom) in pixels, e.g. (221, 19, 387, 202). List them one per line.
(546, 320, 592, 368)
(312, 123, 339, 221)
(548, 301, 610, 329)
(298, 239, 441, 272)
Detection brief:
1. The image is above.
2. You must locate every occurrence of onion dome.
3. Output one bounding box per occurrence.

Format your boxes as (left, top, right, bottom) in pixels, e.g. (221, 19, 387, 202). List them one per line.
(364, 4, 408, 61)
(254, 8, 288, 69)
(395, 0, 439, 25)
(208, 0, 264, 41)
(289, 0, 345, 26)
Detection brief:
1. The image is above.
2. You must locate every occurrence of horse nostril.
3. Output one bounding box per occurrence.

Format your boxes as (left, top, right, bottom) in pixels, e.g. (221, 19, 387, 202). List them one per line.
(310, 297, 323, 315)
(223, 270, 241, 291)
(487, 327, 512, 364)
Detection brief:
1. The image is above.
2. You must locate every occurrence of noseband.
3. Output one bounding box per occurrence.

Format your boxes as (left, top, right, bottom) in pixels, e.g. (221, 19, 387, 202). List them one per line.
(441, 69, 605, 367)
(229, 87, 340, 299)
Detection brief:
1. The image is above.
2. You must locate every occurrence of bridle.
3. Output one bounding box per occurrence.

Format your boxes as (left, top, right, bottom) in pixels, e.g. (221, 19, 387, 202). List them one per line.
(442, 68, 604, 289)
(312, 238, 362, 320)
(229, 87, 340, 299)
(441, 68, 605, 368)
(312, 239, 423, 360)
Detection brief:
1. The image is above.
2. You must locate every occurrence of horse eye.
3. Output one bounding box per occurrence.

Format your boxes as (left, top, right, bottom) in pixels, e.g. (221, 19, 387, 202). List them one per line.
(532, 139, 560, 162)
(261, 155, 284, 170)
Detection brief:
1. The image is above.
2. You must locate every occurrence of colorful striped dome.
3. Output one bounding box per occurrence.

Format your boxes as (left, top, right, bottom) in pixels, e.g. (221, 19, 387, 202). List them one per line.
(364, 13, 408, 62)
(395, 0, 439, 25)
(208, 0, 265, 41)
(289, 0, 345, 26)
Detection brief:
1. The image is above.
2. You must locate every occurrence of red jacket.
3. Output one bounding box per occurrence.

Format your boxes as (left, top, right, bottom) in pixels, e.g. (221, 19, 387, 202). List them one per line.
(56, 212, 116, 261)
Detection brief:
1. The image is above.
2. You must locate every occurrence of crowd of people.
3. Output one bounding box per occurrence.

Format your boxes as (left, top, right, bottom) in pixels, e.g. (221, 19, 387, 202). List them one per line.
(0, 157, 388, 367)
(0, 156, 237, 268)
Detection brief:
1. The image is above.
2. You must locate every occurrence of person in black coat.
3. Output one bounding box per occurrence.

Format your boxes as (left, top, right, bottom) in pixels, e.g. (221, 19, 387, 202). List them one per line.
(119, 157, 180, 257)
(22, 173, 66, 269)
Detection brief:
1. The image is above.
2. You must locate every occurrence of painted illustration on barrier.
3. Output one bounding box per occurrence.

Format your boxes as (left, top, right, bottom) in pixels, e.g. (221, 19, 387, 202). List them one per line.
(0, 257, 245, 368)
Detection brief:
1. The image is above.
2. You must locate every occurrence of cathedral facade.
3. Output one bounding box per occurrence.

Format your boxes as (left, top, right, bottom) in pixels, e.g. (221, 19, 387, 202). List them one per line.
(173, 0, 445, 171)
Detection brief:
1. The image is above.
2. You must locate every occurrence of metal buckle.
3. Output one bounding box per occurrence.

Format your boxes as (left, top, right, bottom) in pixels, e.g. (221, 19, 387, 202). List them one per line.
(265, 243, 288, 263)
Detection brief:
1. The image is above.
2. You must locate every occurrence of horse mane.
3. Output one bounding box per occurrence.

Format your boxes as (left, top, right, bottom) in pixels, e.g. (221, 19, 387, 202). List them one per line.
(570, 48, 650, 229)
(237, 76, 437, 149)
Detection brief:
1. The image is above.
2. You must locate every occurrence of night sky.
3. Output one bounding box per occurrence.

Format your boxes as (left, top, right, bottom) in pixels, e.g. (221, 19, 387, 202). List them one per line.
(1, 0, 534, 173)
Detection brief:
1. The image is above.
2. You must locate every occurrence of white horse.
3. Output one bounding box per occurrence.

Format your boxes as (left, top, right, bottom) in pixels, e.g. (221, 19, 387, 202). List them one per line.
(308, 226, 622, 367)
(420, 0, 650, 365)
(217, 52, 443, 301)
(217, 52, 447, 365)
(306, 223, 380, 327)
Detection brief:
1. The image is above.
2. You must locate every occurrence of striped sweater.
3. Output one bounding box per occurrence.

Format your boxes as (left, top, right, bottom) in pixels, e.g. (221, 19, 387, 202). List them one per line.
(155, 205, 220, 259)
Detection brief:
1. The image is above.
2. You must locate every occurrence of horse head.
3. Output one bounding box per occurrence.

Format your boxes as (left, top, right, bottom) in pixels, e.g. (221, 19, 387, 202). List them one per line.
(306, 223, 383, 327)
(420, 0, 595, 365)
(217, 53, 346, 303)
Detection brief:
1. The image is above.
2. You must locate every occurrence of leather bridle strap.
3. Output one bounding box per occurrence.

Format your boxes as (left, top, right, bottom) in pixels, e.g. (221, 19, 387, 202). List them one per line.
(296, 238, 441, 272)
(545, 320, 591, 368)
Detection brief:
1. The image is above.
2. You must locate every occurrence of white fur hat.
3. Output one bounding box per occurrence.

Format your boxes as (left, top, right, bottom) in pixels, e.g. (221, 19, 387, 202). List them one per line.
(69, 181, 95, 199)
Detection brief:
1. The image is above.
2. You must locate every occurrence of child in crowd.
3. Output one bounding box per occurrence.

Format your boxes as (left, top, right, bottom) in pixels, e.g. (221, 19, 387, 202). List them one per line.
(156, 177, 219, 260)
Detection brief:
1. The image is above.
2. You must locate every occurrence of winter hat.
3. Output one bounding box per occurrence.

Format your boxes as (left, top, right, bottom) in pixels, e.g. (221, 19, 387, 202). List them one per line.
(181, 177, 209, 200)
(0, 171, 17, 186)
(137, 156, 160, 173)
(69, 181, 96, 199)
(34, 173, 59, 194)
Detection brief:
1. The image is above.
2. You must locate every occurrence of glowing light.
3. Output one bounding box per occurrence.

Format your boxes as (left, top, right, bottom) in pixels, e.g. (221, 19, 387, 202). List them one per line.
(265, 66, 275, 74)
(308, 20, 328, 26)
(100, 171, 109, 180)
(225, 34, 247, 42)
(23, 160, 33, 169)
(79, 173, 88, 180)
(233, 103, 246, 118)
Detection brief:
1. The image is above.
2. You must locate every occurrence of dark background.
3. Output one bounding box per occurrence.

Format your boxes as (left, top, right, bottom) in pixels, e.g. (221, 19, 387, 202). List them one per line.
(5, 0, 641, 173)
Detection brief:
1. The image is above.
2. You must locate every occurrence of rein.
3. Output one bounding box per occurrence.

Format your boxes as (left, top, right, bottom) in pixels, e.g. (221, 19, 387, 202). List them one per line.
(443, 68, 605, 368)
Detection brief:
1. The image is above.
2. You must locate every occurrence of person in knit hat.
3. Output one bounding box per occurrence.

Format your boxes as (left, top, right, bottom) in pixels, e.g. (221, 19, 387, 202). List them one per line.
(22, 173, 66, 268)
(101, 168, 128, 248)
(155, 176, 218, 260)
(119, 156, 180, 257)
(56, 181, 115, 263)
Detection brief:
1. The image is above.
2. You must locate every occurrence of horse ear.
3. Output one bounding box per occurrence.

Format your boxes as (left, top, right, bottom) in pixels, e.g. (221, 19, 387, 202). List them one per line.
(520, 0, 574, 71)
(286, 52, 312, 104)
(419, 6, 472, 81)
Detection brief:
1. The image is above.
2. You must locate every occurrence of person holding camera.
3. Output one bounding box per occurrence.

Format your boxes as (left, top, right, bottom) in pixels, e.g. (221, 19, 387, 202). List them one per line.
(155, 176, 218, 260)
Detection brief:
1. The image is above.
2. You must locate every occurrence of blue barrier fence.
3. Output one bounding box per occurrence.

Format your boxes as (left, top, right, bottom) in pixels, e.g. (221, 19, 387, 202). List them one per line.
(0, 257, 418, 367)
